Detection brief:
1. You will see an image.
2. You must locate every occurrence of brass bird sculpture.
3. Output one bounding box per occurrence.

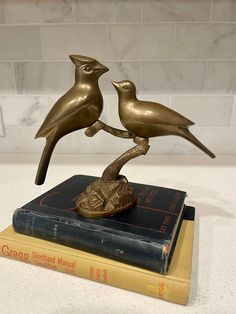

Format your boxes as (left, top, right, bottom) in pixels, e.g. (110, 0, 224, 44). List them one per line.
(35, 54, 109, 185)
(112, 80, 215, 159)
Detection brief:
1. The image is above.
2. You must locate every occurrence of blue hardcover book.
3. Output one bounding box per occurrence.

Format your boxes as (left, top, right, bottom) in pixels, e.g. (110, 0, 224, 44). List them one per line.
(13, 175, 187, 274)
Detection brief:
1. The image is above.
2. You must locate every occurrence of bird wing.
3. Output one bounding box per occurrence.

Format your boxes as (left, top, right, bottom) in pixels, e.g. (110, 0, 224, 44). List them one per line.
(36, 89, 88, 138)
(136, 101, 194, 127)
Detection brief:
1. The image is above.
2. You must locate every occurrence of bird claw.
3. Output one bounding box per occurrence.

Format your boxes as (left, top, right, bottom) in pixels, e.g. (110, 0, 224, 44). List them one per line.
(85, 121, 104, 137)
(85, 127, 96, 137)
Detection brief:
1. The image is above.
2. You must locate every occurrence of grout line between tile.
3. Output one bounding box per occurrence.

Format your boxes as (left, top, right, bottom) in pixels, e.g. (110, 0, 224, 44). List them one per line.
(1, 59, 236, 63)
(38, 25, 43, 60)
(210, 0, 214, 22)
(71, 0, 76, 24)
(0, 94, 235, 97)
(139, 62, 142, 93)
(203, 60, 209, 94)
(171, 23, 177, 60)
(140, 0, 144, 23)
(229, 96, 236, 126)
(0, 106, 5, 137)
(10, 61, 17, 94)
(105, 24, 110, 60)
(169, 95, 173, 109)
(5, 125, 235, 130)
(3, 0, 8, 24)
(1, 21, 236, 26)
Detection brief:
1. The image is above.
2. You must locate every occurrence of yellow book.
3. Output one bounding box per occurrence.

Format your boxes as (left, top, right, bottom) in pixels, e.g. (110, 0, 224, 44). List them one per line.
(0, 219, 194, 305)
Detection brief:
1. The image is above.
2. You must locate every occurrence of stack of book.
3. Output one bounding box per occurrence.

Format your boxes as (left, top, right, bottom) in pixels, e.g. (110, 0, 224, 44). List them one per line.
(0, 175, 195, 305)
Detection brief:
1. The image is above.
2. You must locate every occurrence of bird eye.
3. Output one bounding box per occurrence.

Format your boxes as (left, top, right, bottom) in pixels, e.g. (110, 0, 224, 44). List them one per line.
(122, 85, 129, 91)
(82, 65, 94, 75)
(83, 65, 92, 72)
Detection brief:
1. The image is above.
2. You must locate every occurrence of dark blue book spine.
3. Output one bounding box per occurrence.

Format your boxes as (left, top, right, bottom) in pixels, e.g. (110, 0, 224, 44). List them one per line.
(13, 208, 165, 273)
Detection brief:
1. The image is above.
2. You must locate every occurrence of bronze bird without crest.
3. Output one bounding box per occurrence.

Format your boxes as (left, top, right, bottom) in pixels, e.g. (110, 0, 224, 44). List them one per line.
(112, 80, 215, 159)
(35, 54, 109, 185)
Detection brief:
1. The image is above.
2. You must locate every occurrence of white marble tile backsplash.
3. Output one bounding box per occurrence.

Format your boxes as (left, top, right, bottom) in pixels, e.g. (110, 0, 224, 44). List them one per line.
(74, 0, 141, 23)
(101, 62, 140, 93)
(40, 25, 107, 60)
(142, 62, 205, 94)
(232, 99, 236, 126)
(0, 127, 21, 153)
(0, 0, 5, 24)
(143, 0, 211, 22)
(0, 96, 47, 126)
(4, 0, 73, 24)
(14, 62, 74, 94)
(175, 24, 236, 59)
(0, 106, 4, 136)
(205, 62, 236, 94)
(193, 127, 236, 155)
(0, 63, 15, 95)
(108, 24, 174, 60)
(0, 26, 41, 60)
(212, 0, 236, 21)
(0, 0, 235, 155)
(171, 96, 233, 126)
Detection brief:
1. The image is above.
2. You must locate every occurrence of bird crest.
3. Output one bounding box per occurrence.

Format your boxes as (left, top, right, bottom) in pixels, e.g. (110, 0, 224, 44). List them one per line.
(69, 54, 98, 65)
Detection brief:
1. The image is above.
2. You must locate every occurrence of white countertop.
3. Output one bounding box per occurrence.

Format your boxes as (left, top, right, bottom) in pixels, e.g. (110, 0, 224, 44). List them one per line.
(0, 154, 235, 314)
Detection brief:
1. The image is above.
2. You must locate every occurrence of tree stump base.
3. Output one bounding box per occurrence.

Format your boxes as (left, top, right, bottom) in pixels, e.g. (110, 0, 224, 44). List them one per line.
(76, 175, 136, 218)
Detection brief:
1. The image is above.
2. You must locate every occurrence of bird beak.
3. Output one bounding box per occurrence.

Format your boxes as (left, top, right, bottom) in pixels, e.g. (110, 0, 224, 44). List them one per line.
(112, 81, 120, 90)
(94, 62, 109, 75)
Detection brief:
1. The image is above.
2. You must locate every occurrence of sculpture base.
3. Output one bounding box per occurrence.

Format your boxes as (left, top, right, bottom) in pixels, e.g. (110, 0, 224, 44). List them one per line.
(76, 175, 136, 218)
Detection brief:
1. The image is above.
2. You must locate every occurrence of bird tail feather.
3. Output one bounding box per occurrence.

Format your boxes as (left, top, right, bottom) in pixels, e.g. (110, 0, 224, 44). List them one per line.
(35, 137, 58, 185)
(179, 128, 215, 159)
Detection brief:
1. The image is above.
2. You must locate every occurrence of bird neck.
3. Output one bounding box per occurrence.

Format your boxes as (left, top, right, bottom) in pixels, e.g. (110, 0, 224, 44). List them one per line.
(74, 69, 98, 86)
(118, 92, 137, 103)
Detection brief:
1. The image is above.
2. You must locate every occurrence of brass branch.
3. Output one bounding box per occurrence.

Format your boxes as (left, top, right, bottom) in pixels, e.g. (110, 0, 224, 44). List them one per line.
(85, 120, 135, 139)
(85, 120, 150, 181)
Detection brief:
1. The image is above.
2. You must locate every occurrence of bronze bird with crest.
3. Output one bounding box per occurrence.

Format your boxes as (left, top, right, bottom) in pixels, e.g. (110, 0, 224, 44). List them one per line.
(35, 54, 109, 185)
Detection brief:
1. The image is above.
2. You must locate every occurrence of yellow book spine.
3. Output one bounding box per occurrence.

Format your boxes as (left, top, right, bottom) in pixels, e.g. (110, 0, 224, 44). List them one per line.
(0, 236, 189, 305)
